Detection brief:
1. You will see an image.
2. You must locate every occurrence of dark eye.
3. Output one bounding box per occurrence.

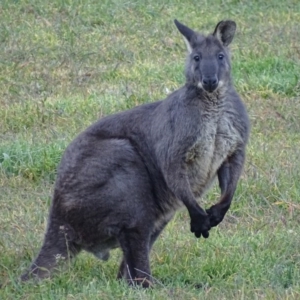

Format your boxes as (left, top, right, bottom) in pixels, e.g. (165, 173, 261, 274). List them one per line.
(194, 55, 200, 62)
(218, 53, 224, 60)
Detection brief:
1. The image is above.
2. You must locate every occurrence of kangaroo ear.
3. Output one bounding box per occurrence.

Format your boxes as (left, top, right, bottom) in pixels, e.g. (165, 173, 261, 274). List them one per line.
(174, 19, 195, 53)
(213, 20, 236, 46)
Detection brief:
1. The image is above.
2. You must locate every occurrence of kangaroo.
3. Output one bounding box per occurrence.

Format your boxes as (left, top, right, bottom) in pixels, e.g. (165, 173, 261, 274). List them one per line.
(21, 19, 250, 287)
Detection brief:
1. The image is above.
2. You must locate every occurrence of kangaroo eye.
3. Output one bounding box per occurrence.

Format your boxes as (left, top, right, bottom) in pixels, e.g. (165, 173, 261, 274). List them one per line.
(194, 55, 200, 62)
(218, 53, 224, 60)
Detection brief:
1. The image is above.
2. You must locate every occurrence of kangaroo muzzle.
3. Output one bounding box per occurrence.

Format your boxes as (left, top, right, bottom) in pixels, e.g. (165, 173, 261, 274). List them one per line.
(202, 76, 219, 93)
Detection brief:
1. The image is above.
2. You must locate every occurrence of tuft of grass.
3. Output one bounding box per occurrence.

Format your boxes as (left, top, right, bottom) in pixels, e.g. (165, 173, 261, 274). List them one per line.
(0, 139, 64, 181)
(1, 0, 300, 299)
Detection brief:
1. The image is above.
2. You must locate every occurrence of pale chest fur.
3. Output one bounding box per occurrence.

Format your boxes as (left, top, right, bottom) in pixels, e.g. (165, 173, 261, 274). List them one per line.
(185, 111, 241, 197)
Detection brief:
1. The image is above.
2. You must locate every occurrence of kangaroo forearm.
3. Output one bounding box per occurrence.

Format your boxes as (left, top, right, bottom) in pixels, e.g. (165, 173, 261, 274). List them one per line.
(207, 149, 246, 227)
(182, 193, 207, 217)
(164, 172, 207, 216)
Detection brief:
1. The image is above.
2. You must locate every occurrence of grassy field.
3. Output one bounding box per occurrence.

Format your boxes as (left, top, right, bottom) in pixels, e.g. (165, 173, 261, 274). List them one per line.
(1, 0, 300, 299)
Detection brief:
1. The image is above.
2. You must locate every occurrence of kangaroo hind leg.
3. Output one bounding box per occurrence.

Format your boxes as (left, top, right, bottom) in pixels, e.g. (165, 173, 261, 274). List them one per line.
(117, 228, 152, 288)
(21, 215, 81, 281)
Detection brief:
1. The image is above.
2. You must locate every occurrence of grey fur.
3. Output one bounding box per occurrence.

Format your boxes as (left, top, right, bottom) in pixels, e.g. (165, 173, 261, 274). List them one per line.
(21, 19, 250, 287)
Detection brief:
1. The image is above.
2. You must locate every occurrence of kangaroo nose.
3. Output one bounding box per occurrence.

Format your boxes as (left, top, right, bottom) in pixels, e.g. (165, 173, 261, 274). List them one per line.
(202, 76, 218, 92)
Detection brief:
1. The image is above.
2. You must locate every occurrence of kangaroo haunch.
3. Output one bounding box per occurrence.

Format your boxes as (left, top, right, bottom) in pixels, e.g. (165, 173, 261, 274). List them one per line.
(21, 19, 250, 287)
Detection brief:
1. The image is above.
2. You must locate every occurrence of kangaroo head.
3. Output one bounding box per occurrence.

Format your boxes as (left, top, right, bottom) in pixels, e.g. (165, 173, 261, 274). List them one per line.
(174, 19, 236, 94)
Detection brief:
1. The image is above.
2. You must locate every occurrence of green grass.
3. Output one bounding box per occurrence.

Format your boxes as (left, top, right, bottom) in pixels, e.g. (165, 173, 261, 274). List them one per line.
(1, 0, 300, 298)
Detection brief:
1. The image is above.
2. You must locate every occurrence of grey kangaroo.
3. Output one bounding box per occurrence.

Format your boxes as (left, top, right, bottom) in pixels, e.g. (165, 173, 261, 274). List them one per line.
(21, 19, 250, 287)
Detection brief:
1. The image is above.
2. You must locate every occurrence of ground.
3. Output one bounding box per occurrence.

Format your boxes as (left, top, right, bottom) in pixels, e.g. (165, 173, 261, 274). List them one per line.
(0, 0, 300, 299)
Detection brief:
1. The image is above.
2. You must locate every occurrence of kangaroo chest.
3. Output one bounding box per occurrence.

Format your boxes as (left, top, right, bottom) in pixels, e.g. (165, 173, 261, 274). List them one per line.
(186, 112, 240, 197)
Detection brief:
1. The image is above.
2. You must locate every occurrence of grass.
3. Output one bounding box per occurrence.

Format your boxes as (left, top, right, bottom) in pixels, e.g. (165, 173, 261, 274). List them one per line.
(1, 0, 300, 298)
